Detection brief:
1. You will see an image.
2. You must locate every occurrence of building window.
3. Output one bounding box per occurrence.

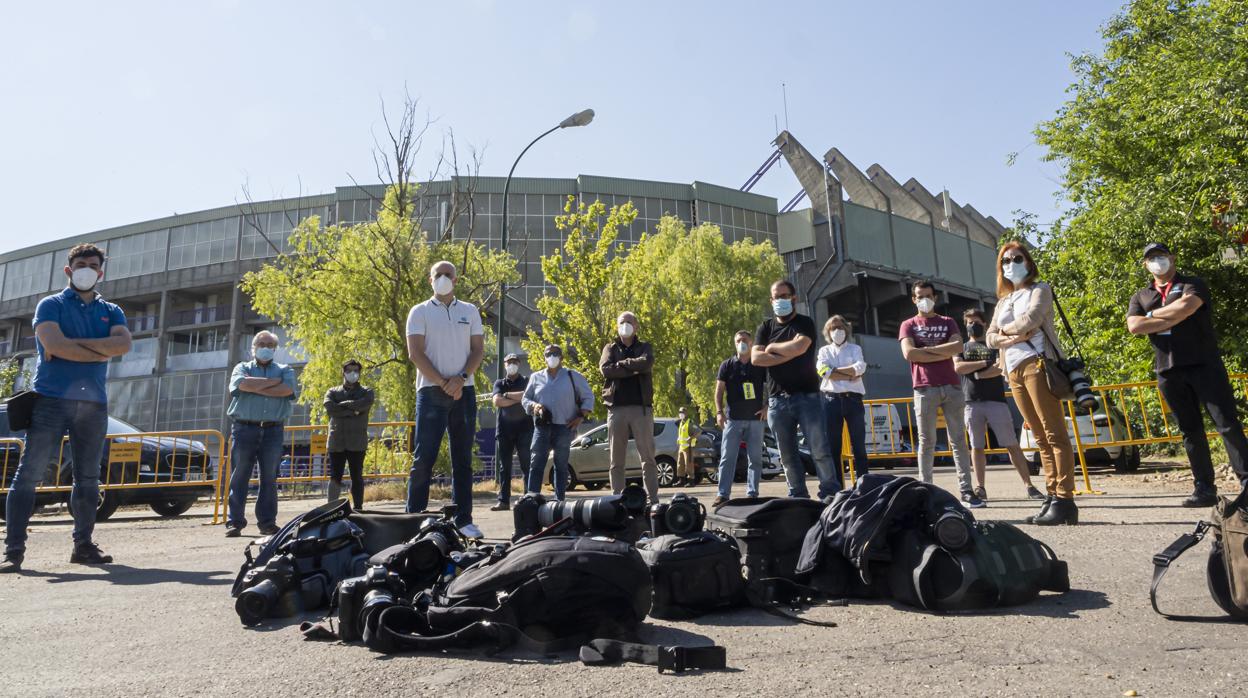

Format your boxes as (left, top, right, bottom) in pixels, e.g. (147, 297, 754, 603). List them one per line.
(240, 208, 321, 259)
(106, 377, 158, 430)
(1, 253, 53, 301)
(157, 370, 227, 432)
(107, 230, 169, 280)
(168, 218, 239, 270)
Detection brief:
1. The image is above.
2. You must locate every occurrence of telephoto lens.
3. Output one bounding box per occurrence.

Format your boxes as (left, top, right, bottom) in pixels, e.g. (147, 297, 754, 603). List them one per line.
(236, 578, 283, 626)
(930, 511, 973, 551)
(537, 495, 630, 532)
(617, 484, 648, 516)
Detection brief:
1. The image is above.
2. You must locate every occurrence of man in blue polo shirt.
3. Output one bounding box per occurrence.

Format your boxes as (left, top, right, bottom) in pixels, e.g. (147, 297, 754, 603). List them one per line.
(2, 244, 131, 573)
(224, 330, 298, 537)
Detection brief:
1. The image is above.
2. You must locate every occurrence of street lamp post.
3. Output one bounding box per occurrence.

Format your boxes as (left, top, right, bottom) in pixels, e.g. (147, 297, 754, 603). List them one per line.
(496, 109, 594, 379)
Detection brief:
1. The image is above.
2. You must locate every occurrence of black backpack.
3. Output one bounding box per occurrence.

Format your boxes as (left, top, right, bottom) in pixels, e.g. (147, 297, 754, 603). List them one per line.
(636, 532, 745, 619)
(706, 497, 827, 598)
(366, 535, 652, 654)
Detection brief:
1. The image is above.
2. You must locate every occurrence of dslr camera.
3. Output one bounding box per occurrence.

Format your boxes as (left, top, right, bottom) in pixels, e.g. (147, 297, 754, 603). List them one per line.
(513, 485, 649, 541)
(336, 564, 407, 643)
(649, 493, 706, 538)
(235, 553, 299, 626)
(1058, 356, 1099, 411)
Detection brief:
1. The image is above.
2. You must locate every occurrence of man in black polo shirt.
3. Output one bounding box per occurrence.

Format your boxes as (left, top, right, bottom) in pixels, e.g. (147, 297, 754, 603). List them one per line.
(752, 280, 839, 499)
(1127, 242, 1248, 507)
(713, 329, 767, 506)
(490, 353, 532, 511)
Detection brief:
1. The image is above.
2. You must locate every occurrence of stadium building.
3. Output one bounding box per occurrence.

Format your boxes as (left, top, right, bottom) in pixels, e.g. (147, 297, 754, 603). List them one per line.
(0, 136, 1006, 433)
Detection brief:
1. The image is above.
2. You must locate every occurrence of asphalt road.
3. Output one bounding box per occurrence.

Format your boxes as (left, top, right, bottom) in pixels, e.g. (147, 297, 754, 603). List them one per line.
(0, 463, 1243, 697)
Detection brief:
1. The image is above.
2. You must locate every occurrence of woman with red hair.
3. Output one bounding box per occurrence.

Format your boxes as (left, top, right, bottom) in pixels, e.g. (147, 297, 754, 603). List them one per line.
(986, 243, 1078, 525)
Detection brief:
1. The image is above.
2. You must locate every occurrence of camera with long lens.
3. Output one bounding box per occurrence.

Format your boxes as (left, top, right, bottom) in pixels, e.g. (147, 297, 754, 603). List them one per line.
(513, 484, 649, 541)
(649, 493, 706, 538)
(1058, 356, 1098, 411)
(928, 509, 974, 551)
(391, 517, 465, 590)
(336, 564, 407, 643)
(236, 554, 298, 626)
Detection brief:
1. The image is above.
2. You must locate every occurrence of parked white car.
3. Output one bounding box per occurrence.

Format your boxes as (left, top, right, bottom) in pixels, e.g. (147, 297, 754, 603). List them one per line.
(1019, 407, 1141, 473)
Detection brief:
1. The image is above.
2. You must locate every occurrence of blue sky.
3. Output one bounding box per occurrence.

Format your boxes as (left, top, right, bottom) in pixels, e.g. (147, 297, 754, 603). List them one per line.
(0, 1, 1124, 253)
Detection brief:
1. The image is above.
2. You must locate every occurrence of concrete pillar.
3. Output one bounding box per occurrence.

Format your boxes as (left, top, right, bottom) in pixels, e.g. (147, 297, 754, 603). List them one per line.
(823, 148, 888, 212)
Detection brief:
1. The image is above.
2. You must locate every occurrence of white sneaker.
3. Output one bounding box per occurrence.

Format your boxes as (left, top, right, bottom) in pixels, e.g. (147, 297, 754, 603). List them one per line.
(459, 523, 484, 539)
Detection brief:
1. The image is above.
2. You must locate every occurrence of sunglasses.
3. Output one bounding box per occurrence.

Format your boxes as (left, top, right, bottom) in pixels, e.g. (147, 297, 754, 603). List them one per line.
(1001, 254, 1026, 265)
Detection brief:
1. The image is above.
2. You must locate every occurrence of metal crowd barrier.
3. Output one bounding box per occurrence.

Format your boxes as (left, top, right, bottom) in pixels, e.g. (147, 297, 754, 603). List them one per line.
(0, 430, 227, 524)
(839, 373, 1248, 495)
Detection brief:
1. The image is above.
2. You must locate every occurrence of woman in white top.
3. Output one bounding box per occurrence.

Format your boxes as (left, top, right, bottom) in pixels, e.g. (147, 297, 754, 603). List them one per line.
(986, 242, 1077, 526)
(817, 315, 870, 479)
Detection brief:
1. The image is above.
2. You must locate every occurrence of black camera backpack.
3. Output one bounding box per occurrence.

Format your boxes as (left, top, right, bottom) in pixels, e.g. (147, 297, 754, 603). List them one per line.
(365, 535, 653, 654)
(706, 497, 827, 595)
(636, 532, 745, 619)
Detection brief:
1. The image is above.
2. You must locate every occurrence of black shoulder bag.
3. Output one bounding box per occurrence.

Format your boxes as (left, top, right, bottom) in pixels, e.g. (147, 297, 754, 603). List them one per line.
(4, 390, 39, 432)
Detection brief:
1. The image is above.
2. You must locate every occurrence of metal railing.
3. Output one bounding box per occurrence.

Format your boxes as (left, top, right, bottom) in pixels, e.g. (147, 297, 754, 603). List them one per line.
(0, 429, 227, 524)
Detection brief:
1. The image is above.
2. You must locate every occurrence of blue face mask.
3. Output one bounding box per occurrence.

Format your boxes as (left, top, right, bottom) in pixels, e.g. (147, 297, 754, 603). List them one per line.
(772, 298, 793, 317)
(254, 347, 276, 362)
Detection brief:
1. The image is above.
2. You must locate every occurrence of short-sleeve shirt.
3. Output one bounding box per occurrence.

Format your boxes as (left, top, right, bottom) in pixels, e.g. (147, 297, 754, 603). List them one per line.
(754, 314, 820, 397)
(405, 297, 483, 391)
(226, 360, 299, 422)
(493, 374, 530, 426)
(959, 341, 1007, 403)
(1127, 273, 1219, 374)
(32, 288, 127, 404)
(717, 356, 766, 420)
(898, 315, 961, 389)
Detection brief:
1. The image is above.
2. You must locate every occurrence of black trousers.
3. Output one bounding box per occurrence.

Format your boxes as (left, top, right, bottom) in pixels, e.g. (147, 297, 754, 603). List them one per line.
(1157, 361, 1248, 490)
(496, 423, 533, 504)
(329, 450, 366, 509)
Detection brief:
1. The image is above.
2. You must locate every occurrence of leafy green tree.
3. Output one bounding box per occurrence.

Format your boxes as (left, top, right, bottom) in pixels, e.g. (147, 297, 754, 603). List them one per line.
(1032, 0, 1248, 382)
(242, 185, 519, 421)
(523, 198, 785, 420)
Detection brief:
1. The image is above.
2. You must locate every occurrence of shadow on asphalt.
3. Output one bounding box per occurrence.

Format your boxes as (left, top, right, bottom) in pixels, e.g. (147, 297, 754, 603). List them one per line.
(17, 564, 233, 586)
(22, 512, 218, 527)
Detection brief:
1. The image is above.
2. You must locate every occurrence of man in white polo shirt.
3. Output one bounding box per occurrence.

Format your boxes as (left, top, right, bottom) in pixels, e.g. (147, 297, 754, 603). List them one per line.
(405, 260, 485, 538)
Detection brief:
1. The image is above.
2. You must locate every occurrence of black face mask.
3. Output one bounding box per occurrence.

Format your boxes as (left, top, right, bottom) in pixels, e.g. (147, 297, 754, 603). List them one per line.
(968, 322, 985, 338)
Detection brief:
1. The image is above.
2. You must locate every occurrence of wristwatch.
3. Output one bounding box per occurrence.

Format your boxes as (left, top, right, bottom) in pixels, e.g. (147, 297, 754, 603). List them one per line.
(459, 372, 470, 380)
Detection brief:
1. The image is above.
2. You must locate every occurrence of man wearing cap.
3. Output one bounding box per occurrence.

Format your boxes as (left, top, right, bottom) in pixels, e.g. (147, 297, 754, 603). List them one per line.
(522, 345, 593, 501)
(1127, 242, 1248, 506)
(491, 353, 532, 511)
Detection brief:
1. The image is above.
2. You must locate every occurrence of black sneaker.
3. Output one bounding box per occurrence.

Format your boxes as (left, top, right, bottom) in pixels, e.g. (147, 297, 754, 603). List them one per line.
(69, 542, 113, 565)
(1181, 490, 1218, 508)
(961, 491, 987, 509)
(224, 524, 244, 538)
(0, 554, 22, 574)
(973, 485, 988, 501)
(1026, 486, 1046, 500)
(258, 523, 280, 536)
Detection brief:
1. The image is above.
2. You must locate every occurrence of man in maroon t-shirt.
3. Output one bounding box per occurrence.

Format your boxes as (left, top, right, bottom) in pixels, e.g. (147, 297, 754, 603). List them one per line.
(898, 280, 980, 507)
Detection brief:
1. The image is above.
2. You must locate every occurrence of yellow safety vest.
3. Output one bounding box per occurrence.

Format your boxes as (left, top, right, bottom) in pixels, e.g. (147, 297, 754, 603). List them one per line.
(677, 419, 698, 449)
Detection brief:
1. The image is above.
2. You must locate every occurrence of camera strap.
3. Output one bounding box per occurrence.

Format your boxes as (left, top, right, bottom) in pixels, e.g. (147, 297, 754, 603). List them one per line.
(579, 638, 728, 673)
(1049, 289, 1087, 362)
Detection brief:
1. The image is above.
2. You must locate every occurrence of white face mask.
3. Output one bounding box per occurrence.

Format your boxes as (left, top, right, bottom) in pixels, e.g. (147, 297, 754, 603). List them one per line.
(618, 322, 635, 339)
(344, 372, 360, 384)
(915, 297, 935, 314)
(505, 363, 519, 377)
(830, 329, 847, 345)
(545, 355, 561, 369)
(1002, 261, 1030, 284)
(735, 341, 750, 355)
(70, 267, 100, 292)
(1146, 257, 1171, 276)
(432, 274, 454, 296)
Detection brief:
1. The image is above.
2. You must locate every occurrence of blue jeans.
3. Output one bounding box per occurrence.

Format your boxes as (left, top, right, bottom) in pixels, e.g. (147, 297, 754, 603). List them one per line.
(495, 421, 533, 504)
(717, 418, 764, 499)
(823, 392, 869, 479)
(407, 386, 477, 526)
(4, 395, 108, 556)
(526, 424, 572, 501)
(227, 421, 285, 528)
(767, 392, 840, 499)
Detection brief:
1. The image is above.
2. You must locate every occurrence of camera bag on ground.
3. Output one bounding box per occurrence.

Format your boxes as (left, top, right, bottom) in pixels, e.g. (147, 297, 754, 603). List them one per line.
(636, 531, 745, 619)
(1151, 486, 1248, 621)
(365, 534, 653, 654)
(797, 474, 1069, 611)
(232, 499, 370, 625)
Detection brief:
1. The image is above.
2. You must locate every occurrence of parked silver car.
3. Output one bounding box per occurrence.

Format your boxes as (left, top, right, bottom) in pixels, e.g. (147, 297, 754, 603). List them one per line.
(538, 418, 716, 489)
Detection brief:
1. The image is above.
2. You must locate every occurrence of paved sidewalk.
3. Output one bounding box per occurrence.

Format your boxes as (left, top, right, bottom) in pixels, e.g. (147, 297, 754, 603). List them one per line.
(0, 464, 1242, 697)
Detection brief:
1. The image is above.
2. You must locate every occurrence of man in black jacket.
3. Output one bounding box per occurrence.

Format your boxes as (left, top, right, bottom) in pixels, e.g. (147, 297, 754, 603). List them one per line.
(1127, 242, 1248, 506)
(491, 353, 532, 511)
(323, 359, 376, 509)
(599, 311, 658, 502)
